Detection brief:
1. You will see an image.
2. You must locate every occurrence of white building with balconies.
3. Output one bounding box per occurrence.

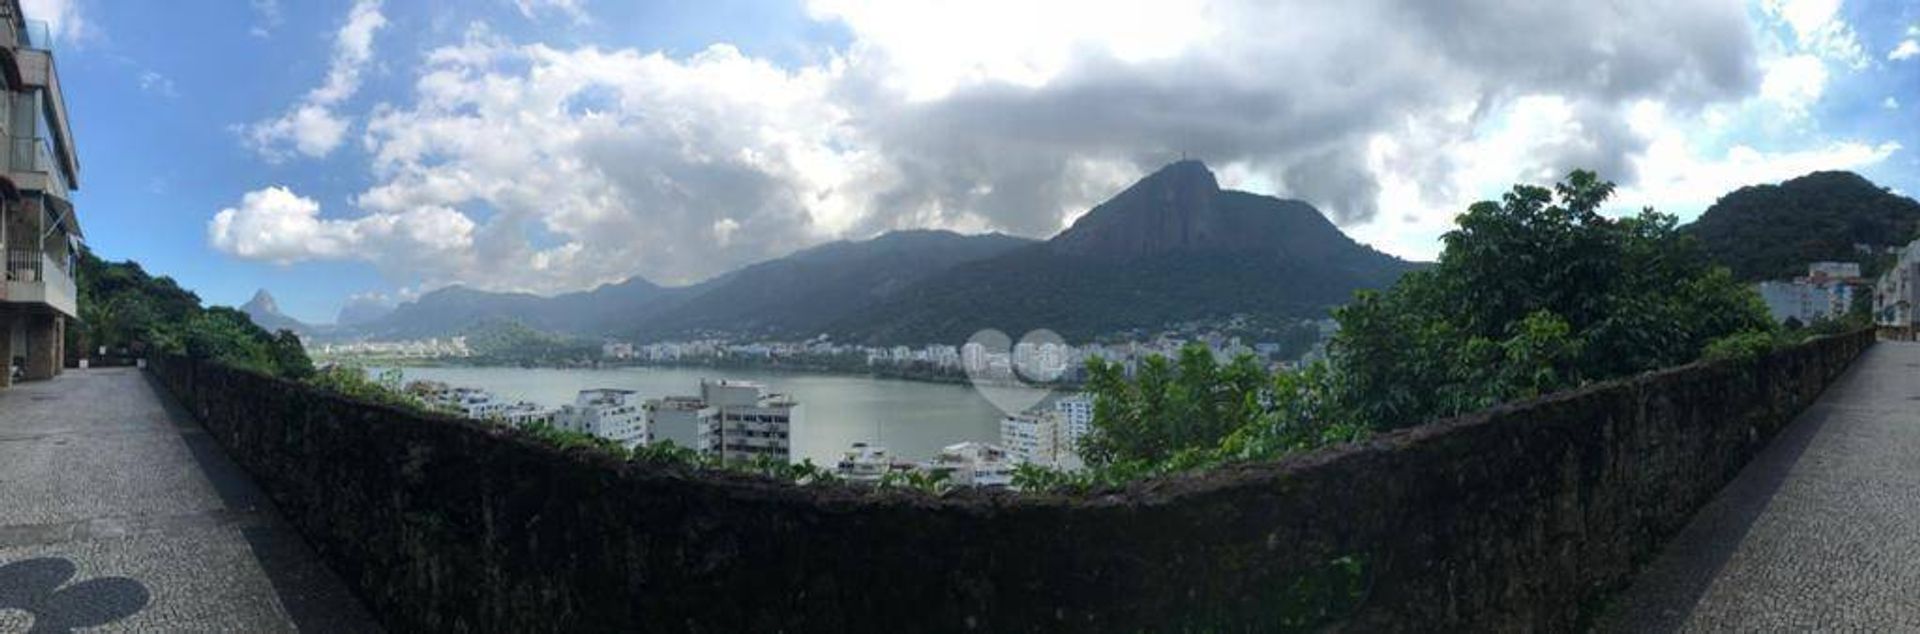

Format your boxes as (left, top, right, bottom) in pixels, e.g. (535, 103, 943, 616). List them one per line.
(557, 389, 649, 450)
(692, 379, 800, 463)
(0, 4, 79, 388)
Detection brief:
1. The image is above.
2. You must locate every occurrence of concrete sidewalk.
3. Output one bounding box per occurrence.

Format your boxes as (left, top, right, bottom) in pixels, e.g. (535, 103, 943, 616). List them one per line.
(1600, 342, 1920, 631)
(0, 368, 378, 632)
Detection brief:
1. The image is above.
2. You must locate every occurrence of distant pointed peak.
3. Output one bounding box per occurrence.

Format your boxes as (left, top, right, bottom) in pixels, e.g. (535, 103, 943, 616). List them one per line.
(243, 288, 281, 314)
(1142, 159, 1219, 191)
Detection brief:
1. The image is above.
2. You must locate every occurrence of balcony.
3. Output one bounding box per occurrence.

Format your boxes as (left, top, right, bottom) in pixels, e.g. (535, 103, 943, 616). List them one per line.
(6, 136, 67, 200)
(5, 248, 75, 318)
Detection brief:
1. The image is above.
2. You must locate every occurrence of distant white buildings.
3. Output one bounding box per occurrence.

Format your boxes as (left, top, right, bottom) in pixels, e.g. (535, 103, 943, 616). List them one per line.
(639, 379, 801, 463)
(999, 393, 1094, 471)
(1757, 262, 1862, 325)
(834, 442, 916, 482)
(922, 442, 1015, 488)
(557, 389, 649, 450)
(412, 382, 556, 428)
(1877, 240, 1920, 338)
(315, 336, 471, 359)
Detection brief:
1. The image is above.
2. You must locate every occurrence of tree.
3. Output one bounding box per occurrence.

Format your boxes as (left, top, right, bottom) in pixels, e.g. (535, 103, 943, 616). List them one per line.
(1073, 170, 1778, 478)
(1327, 170, 1770, 429)
(71, 248, 314, 378)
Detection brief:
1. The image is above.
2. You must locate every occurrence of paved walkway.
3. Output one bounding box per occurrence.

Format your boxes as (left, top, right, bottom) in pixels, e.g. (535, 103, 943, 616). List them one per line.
(0, 368, 378, 632)
(1600, 341, 1920, 631)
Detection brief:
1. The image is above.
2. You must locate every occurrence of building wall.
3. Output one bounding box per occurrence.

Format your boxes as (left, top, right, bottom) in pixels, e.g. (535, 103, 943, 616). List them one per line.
(148, 329, 1872, 632)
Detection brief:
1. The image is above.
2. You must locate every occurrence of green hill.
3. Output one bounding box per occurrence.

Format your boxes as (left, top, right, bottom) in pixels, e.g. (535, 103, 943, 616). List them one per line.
(1685, 171, 1920, 280)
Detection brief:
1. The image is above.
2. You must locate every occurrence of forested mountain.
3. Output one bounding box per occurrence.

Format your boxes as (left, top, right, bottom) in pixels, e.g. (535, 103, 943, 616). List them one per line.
(346, 277, 684, 341)
(833, 161, 1419, 343)
(329, 231, 1034, 342)
(328, 161, 1414, 345)
(623, 230, 1034, 341)
(1686, 171, 1920, 280)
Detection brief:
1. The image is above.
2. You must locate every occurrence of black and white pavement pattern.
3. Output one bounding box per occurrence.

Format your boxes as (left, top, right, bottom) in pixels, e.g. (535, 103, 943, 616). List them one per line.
(0, 368, 378, 632)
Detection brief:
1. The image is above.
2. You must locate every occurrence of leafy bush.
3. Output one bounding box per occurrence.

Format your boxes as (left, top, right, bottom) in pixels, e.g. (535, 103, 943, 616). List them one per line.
(1701, 330, 1792, 363)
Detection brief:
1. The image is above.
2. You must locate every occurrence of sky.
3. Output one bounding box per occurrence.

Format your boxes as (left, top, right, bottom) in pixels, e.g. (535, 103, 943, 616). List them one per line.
(39, 0, 1920, 324)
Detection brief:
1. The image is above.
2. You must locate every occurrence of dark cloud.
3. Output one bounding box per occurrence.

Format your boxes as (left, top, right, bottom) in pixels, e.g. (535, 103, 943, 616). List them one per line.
(837, 0, 1761, 230)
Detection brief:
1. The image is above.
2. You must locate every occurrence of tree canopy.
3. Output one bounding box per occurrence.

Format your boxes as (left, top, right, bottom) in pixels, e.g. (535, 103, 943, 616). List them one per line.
(71, 249, 312, 378)
(1068, 171, 1778, 483)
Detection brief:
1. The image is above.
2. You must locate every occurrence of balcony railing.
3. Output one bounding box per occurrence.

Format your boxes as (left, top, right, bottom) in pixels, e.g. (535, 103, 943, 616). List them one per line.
(22, 19, 51, 51)
(5, 248, 75, 317)
(7, 136, 68, 200)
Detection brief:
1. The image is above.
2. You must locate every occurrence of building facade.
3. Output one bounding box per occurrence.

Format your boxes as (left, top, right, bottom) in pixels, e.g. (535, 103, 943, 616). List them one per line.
(695, 379, 799, 463)
(1757, 262, 1864, 326)
(557, 389, 649, 450)
(1876, 240, 1920, 339)
(0, 5, 79, 389)
(642, 395, 707, 448)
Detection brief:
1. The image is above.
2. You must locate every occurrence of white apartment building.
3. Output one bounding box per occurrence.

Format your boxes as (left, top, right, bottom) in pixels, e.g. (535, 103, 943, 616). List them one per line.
(1757, 280, 1854, 325)
(1001, 394, 1094, 471)
(1001, 411, 1063, 467)
(642, 395, 707, 448)
(557, 389, 649, 450)
(1758, 262, 1864, 325)
(1877, 239, 1920, 338)
(672, 379, 800, 463)
(1055, 393, 1093, 445)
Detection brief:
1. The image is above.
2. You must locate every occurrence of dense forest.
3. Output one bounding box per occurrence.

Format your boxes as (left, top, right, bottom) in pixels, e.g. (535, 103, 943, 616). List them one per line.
(1686, 171, 1920, 280)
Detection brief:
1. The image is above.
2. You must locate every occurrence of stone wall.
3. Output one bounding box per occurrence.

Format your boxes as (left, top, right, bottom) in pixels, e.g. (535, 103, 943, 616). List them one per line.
(148, 330, 1873, 632)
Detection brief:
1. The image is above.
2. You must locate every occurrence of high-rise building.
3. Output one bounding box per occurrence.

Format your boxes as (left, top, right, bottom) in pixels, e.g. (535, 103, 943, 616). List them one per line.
(0, 5, 79, 389)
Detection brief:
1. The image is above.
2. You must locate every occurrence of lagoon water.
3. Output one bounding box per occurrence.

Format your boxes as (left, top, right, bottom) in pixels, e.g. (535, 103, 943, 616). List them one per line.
(385, 365, 1055, 465)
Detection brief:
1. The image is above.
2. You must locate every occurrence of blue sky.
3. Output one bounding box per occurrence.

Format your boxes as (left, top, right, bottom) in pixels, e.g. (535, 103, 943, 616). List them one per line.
(37, 0, 1920, 324)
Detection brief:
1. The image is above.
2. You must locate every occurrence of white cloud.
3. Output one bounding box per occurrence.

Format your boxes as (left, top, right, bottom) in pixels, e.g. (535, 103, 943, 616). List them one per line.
(1759, 54, 1828, 115)
(343, 29, 867, 291)
(512, 0, 590, 23)
(241, 0, 388, 161)
(137, 71, 177, 98)
(20, 0, 88, 44)
(809, 0, 1214, 101)
(214, 0, 1904, 295)
(1890, 39, 1920, 61)
(1758, 0, 1867, 68)
(249, 0, 283, 38)
(1887, 96, 1901, 110)
(209, 185, 476, 267)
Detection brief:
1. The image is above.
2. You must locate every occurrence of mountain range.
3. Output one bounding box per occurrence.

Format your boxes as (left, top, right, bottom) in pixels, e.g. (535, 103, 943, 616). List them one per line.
(271, 160, 1417, 346)
(249, 163, 1920, 346)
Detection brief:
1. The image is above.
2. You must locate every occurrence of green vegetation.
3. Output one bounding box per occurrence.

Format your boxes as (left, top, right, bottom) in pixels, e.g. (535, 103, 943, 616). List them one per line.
(72, 250, 312, 378)
(462, 318, 598, 365)
(1041, 171, 1811, 489)
(1686, 170, 1920, 281)
(308, 365, 426, 412)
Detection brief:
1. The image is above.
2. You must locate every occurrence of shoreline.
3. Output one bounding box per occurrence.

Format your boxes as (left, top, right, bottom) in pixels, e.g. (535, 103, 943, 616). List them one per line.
(318, 356, 1084, 391)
